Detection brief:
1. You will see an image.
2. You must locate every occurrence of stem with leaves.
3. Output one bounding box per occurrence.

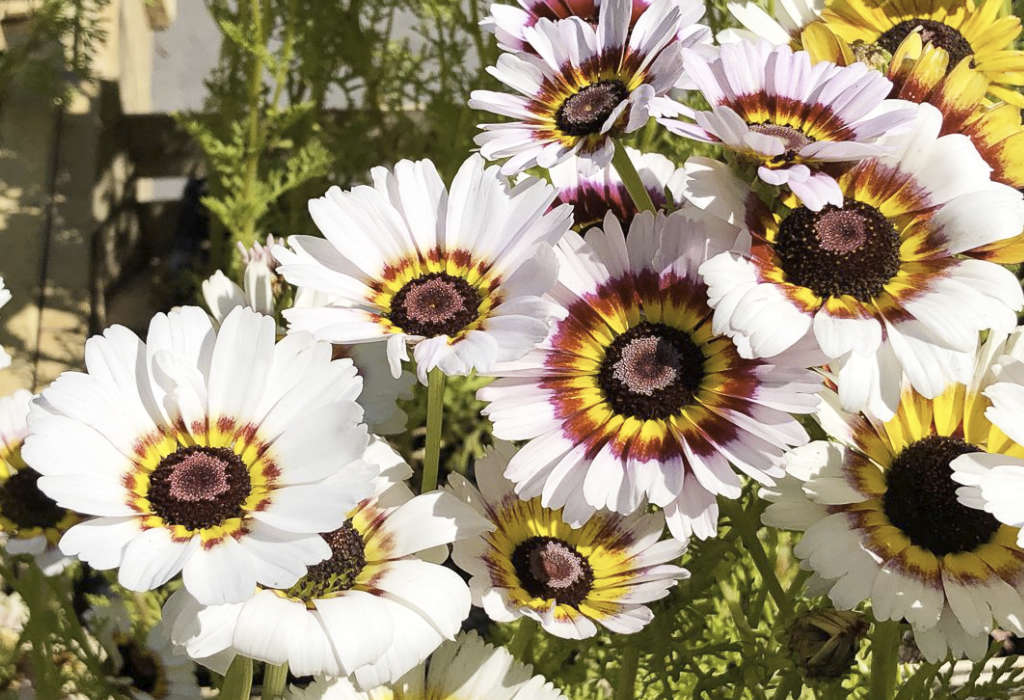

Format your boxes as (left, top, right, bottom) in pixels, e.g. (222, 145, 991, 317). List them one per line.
(238, 0, 266, 248)
(719, 498, 795, 619)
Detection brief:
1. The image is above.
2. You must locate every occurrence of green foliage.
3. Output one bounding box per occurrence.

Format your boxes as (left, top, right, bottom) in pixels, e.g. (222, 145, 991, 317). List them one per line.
(0, 560, 123, 698)
(181, 0, 499, 274)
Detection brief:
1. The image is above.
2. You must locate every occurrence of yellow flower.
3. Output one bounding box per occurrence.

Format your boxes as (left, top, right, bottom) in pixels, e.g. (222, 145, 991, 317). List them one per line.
(815, 0, 1024, 106)
(798, 28, 1024, 264)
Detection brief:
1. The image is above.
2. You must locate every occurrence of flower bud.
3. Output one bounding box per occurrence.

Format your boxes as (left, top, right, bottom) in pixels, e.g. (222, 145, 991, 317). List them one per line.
(787, 608, 867, 680)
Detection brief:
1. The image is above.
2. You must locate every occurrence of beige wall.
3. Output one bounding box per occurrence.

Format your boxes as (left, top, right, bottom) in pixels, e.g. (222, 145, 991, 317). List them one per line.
(0, 0, 172, 395)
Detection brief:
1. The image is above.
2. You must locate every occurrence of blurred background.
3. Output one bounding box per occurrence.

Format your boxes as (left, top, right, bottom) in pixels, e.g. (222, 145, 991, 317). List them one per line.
(0, 0, 601, 396)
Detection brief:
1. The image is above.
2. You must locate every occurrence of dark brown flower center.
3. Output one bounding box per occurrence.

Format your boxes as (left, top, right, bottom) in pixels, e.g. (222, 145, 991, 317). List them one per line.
(774, 200, 900, 301)
(512, 536, 594, 606)
(749, 123, 814, 155)
(285, 520, 366, 600)
(0, 468, 67, 530)
(556, 80, 629, 137)
(389, 272, 481, 338)
(877, 19, 974, 69)
(883, 435, 1000, 556)
(598, 321, 704, 420)
(148, 446, 250, 531)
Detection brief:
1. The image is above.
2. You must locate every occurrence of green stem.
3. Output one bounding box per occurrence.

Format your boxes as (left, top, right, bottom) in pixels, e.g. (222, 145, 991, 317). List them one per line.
(221, 655, 254, 700)
(614, 645, 640, 700)
(611, 144, 657, 213)
(421, 367, 446, 492)
(507, 619, 538, 662)
(261, 661, 288, 699)
(868, 620, 902, 700)
(720, 499, 795, 619)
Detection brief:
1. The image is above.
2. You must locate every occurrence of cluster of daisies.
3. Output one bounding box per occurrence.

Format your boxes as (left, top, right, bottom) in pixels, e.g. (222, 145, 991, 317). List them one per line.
(0, 0, 1023, 695)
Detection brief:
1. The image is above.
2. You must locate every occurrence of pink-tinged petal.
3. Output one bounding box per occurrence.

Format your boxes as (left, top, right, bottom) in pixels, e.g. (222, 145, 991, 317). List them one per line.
(784, 168, 844, 212)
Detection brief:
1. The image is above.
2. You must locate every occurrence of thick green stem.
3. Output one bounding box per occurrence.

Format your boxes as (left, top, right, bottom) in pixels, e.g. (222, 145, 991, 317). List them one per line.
(421, 367, 446, 492)
(611, 145, 657, 213)
(222, 656, 254, 700)
(869, 620, 902, 700)
(261, 661, 288, 699)
(720, 499, 795, 619)
(614, 645, 640, 700)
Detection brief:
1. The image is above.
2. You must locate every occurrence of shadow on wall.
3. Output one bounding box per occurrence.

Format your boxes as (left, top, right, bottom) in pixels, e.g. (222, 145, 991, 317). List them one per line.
(0, 77, 208, 395)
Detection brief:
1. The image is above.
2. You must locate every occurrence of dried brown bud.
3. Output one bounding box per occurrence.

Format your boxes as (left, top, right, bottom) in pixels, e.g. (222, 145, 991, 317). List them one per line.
(787, 608, 868, 680)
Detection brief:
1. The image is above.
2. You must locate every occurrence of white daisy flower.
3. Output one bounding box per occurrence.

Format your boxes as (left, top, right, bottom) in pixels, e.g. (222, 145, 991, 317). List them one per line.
(201, 236, 278, 322)
(483, 0, 710, 57)
(479, 209, 821, 541)
(0, 278, 11, 369)
(469, 0, 687, 174)
(204, 257, 415, 436)
(24, 305, 378, 605)
(286, 630, 566, 700)
(659, 41, 917, 210)
(953, 329, 1024, 549)
(549, 146, 688, 231)
(0, 389, 77, 575)
(447, 441, 688, 639)
(162, 440, 492, 689)
(763, 350, 1024, 662)
(716, 0, 823, 45)
(273, 155, 572, 384)
(691, 104, 1024, 420)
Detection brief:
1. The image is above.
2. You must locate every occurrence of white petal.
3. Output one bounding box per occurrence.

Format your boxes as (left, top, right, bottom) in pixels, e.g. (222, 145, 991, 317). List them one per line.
(313, 589, 395, 676)
(181, 537, 258, 605)
(118, 528, 197, 592)
(365, 491, 491, 559)
(58, 516, 142, 570)
(370, 559, 470, 639)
